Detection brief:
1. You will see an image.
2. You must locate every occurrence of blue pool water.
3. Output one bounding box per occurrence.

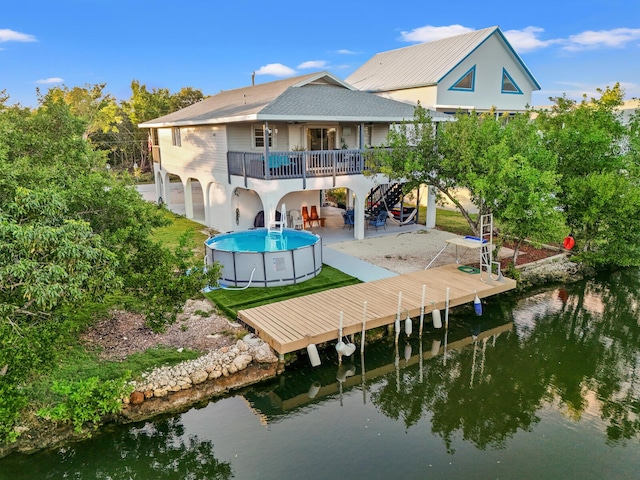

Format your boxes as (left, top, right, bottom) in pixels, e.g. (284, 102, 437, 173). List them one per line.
(205, 228, 318, 253)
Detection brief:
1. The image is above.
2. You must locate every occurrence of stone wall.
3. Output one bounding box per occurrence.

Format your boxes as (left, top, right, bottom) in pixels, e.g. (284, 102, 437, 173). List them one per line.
(516, 253, 595, 288)
(125, 337, 278, 406)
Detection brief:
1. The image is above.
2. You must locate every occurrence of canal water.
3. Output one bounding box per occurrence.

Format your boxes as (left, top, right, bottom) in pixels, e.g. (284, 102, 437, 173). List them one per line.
(1, 269, 640, 479)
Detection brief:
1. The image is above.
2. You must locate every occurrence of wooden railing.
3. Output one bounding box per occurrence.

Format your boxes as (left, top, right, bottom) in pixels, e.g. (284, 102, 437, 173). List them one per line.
(227, 149, 378, 188)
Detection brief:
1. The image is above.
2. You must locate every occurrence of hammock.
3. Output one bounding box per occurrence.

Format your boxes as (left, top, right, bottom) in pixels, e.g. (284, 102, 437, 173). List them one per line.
(381, 195, 418, 225)
(386, 208, 418, 225)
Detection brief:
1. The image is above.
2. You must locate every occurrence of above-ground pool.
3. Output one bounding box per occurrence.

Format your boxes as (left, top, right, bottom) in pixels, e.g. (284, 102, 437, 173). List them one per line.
(205, 228, 322, 287)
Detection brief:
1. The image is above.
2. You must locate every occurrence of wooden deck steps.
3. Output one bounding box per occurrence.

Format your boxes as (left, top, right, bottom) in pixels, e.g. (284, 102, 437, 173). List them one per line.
(237, 263, 517, 355)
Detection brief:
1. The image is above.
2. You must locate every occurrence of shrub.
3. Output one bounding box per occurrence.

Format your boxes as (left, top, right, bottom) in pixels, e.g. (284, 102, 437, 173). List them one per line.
(37, 373, 133, 433)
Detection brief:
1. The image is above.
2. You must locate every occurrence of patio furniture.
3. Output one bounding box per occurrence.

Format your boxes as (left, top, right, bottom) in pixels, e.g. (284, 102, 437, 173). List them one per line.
(301, 206, 313, 228)
(310, 205, 326, 227)
(342, 209, 355, 229)
(369, 210, 388, 230)
(289, 209, 304, 230)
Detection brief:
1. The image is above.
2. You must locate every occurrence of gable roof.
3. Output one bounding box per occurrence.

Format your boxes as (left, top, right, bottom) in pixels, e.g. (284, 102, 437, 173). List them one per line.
(139, 72, 450, 128)
(346, 26, 541, 93)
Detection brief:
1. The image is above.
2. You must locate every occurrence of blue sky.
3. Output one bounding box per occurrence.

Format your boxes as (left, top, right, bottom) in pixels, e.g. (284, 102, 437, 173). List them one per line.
(2, 0, 639, 108)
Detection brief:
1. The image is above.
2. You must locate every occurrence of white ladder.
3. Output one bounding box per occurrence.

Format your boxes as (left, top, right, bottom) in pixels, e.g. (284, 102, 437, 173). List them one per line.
(479, 213, 504, 284)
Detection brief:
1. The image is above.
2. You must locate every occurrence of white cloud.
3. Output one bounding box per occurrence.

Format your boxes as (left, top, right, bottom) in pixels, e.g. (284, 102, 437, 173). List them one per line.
(503, 27, 560, 52)
(534, 80, 640, 104)
(0, 28, 36, 42)
(564, 28, 640, 51)
(400, 24, 473, 43)
(297, 60, 328, 69)
(336, 49, 359, 55)
(254, 63, 296, 77)
(35, 77, 63, 84)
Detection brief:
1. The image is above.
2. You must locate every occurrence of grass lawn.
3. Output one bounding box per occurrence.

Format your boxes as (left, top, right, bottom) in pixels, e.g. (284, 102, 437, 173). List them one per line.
(150, 209, 211, 257)
(435, 208, 476, 236)
(205, 265, 361, 319)
(415, 206, 475, 236)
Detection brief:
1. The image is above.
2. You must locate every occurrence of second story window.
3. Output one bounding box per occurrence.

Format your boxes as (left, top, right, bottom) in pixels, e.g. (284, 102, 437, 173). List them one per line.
(172, 127, 181, 147)
(253, 125, 276, 148)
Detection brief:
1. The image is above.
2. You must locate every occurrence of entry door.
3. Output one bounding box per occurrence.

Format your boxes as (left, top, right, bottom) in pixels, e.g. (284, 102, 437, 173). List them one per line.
(307, 127, 336, 150)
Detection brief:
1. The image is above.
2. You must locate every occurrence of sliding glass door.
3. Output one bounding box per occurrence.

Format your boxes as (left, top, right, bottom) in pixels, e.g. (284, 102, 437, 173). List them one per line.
(307, 127, 336, 150)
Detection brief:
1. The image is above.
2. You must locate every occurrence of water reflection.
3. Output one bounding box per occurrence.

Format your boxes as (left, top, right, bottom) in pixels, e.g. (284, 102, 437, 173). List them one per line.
(2, 418, 232, 479)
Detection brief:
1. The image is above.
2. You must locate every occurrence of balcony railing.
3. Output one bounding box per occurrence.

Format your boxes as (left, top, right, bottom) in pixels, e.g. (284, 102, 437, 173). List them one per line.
(227, 149, 380, 188)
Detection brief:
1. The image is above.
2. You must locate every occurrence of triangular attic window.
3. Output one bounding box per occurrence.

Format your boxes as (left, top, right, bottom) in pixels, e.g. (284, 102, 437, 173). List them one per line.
(449, 66, 476, 92)
(501, 68, 523, 94)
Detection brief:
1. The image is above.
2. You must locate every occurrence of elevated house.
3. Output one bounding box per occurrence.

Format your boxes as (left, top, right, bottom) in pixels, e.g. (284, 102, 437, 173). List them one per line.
(139, 72, 450, 239)
(346, 26, 540, 115)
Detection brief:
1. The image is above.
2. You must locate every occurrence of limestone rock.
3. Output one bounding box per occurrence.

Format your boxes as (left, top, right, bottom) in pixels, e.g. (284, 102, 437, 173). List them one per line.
(233, 354, 253, 371)
(130, 391, 145, 405)
(253, 344, 278, 363)
(190, 369, 208, 384)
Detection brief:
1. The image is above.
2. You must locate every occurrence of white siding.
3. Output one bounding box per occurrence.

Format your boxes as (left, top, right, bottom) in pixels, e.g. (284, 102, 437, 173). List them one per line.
(371, 124, 390, 146)
(436, 34, 534, 112)
(158, 125, 228, 179)
(227, 123, 290, 151)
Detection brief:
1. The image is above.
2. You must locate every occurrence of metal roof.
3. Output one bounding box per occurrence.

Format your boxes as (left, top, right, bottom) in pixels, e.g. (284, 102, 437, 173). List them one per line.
(345, 26, 541, 92)
(139, 71, 448, 128)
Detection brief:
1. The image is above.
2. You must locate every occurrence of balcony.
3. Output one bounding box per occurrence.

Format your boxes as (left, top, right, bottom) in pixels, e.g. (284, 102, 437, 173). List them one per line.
(227, 149, 381, 188)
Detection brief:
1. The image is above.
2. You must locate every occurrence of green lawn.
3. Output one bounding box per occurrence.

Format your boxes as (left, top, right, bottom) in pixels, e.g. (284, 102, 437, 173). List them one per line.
(150, 209, 212, 255)
(434, 208, 476, 236)
(205, 265, 361, 319)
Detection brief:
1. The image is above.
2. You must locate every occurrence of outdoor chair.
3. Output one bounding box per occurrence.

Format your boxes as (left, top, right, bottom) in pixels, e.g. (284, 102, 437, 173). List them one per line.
(342, 209, 355, 229)
(369, 210, 388, 230)
(306, 205, 326, 227)
(301, 206, 313, 229)
(289, 209, 304, 230)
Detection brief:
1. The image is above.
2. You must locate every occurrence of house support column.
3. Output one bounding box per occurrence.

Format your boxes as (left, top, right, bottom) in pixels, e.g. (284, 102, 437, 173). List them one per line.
(203, 182, 212, 228)
(184, 178, 194, 219)
(426, 186, 436, 229)
(352, 192, 366, 240)
(157, 169, 171, 208)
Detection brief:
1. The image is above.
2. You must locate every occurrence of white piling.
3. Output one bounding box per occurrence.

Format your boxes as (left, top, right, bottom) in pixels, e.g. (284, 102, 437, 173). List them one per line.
(395, 292, 402, 347)
(336, 311, 345, 365)
(445, 287, 450, 330)
(361, 301, 367, 354)
(419, 284, 426, 337)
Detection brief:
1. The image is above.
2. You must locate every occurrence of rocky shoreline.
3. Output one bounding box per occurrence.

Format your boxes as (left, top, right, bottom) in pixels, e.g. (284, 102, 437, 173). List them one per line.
(126, 336, 278, 403)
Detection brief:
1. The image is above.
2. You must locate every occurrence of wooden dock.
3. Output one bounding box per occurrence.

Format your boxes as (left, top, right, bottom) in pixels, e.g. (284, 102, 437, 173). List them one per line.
(237, 264, 517, 355)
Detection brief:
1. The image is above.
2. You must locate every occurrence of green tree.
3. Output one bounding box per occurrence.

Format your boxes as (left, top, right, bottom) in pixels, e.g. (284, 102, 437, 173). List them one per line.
(39, 83, 122, 141)
(0, 98, 219, 442)
(479, 114, 564, 262)
(536, 84, 640, 267)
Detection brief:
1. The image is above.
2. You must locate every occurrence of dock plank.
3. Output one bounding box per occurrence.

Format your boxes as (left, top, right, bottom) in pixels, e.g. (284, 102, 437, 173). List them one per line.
(238, 264, 516, 355)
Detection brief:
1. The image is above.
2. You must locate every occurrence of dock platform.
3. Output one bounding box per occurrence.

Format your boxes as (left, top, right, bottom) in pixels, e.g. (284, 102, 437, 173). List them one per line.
(237, 264, 516, 356)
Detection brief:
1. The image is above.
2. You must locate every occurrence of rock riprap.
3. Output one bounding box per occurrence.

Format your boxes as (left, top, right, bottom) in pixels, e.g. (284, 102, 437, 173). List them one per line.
(127, 337, 277, 402)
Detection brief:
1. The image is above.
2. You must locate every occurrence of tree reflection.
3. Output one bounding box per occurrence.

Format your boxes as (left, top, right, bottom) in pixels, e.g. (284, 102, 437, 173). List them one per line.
(3, 418, 233, 479)
(370, 268, 640, 451)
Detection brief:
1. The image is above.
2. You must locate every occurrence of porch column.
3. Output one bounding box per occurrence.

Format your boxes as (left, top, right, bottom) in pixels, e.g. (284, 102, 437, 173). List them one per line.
(353, 194, 366, 240)
(184, 178, 194, 219)
(426, 186, 436, 229)
(203, 182, 212, 227)
(159, 170, 171, 207)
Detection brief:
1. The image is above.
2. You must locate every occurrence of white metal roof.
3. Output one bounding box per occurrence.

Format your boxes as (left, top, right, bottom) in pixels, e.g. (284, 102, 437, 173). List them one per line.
(346, 26, 541, 93)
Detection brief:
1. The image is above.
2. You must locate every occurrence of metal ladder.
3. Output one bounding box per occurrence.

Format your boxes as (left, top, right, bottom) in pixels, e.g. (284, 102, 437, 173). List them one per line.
(479, 213, 504, 284)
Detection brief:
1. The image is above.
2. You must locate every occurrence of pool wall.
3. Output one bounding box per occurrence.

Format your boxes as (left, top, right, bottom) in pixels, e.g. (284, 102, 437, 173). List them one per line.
(205, 230, 322, 287)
